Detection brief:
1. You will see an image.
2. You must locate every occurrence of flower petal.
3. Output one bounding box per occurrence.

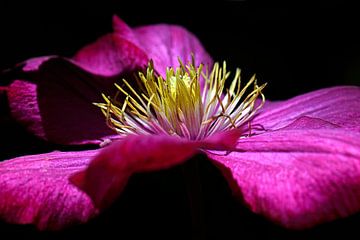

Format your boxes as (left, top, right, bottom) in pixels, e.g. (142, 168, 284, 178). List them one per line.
(7, 57, 128, 145)
(207, 128, 360, 229)
(73, 33, 148, 76)
(70, 131, 239, 209)
(253, 86, 360, 132)
(112, 15, 140, 45)
(5, 32, 148, 145)
(112, 15, 213, 82)
(7, 32, 149, 145)
(132, 24, 213, 78)
(0, 150, 99, 230)
(70, 135, 201, 209)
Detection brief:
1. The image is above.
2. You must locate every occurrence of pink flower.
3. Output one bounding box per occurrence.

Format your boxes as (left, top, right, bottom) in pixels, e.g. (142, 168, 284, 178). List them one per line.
(1, 16, 360, 233)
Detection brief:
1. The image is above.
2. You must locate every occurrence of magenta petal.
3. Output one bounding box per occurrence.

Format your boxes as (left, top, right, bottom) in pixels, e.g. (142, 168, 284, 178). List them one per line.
(112, 15, 140, 46)
(21, 56, 55, 71)
(70, 135, 202, 209)
(7, 57, 127, 145)
(253, 86, 360, 132)
(7, 34, 149, 145)
(0, 150, 99, 230)
(73, 34, 148, 76)
(111, 16, 213, 76)
(208, 128, 360, 229)
(70, 131, 240, 209)
(133, 24, 213, 78)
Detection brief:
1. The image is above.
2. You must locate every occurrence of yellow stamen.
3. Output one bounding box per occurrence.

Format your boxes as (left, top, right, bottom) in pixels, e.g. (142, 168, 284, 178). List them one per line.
(96, 57, 266, 140)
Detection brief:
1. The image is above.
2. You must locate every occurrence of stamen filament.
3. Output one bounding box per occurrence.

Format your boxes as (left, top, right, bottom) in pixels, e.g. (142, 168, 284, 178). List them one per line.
(96, 57, 266, 139)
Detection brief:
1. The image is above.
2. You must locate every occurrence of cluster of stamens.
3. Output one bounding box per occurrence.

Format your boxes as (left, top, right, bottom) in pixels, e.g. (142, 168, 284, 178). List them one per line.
(95, 58, 266, 140)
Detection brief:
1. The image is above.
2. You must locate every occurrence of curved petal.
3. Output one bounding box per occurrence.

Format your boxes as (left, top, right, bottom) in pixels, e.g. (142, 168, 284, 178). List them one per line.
(112, 15, 140, 45)
(73, 34, 148, 76)
(70, 130, 240, 209)
(0, 150, 99, 230)
(7, 58, 127, 145)
(70, 135, 201, 209)
(207, 128, 360, 229)
(7, 33, 149, 145)
(111, 15, 213, 77)
(133, 24, 213, 79)
(253, 86, 360, 132)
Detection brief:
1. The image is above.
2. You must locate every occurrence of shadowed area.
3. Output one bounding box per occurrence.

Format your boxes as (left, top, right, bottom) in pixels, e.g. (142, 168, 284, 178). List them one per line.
(5, 57, 146, 145)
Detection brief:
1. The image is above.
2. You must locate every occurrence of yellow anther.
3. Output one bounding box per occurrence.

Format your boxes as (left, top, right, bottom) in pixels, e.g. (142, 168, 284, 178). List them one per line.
(95, 57, 266, 140)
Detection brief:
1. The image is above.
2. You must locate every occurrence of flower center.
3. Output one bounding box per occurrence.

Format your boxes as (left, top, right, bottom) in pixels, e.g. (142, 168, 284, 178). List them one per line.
(96, 58, 266, 140)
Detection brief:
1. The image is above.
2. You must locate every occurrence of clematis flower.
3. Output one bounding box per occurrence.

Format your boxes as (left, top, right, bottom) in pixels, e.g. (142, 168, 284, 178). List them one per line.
(1, 16, 360, 233)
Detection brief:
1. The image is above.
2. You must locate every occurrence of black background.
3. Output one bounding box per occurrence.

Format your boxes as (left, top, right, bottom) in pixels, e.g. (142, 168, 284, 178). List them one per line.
(1, 1, 360, 239)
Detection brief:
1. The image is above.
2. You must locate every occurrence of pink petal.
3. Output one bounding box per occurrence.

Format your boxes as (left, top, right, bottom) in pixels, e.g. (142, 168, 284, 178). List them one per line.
(22, 56, 55, 71)
(133, 24, 213, 77)
(70, 131, 239, 209)
(0, 150, 99, 230)
(73, 34, 148, 76)
(7, 57, 126, 145)
(7, 80, 46, 139)
(6, 27, 151, 145)
(70, 135, 200, 209)
(253, 86, 360, 132)
(112, 15, 140, 46)
(207, 128, 360, 229)
(112, 15, 213, 86)
(7, 33, 149, 145)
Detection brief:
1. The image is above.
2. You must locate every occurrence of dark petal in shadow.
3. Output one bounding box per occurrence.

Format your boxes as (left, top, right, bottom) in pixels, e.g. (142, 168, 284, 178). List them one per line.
(8, 57, 146, 145)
